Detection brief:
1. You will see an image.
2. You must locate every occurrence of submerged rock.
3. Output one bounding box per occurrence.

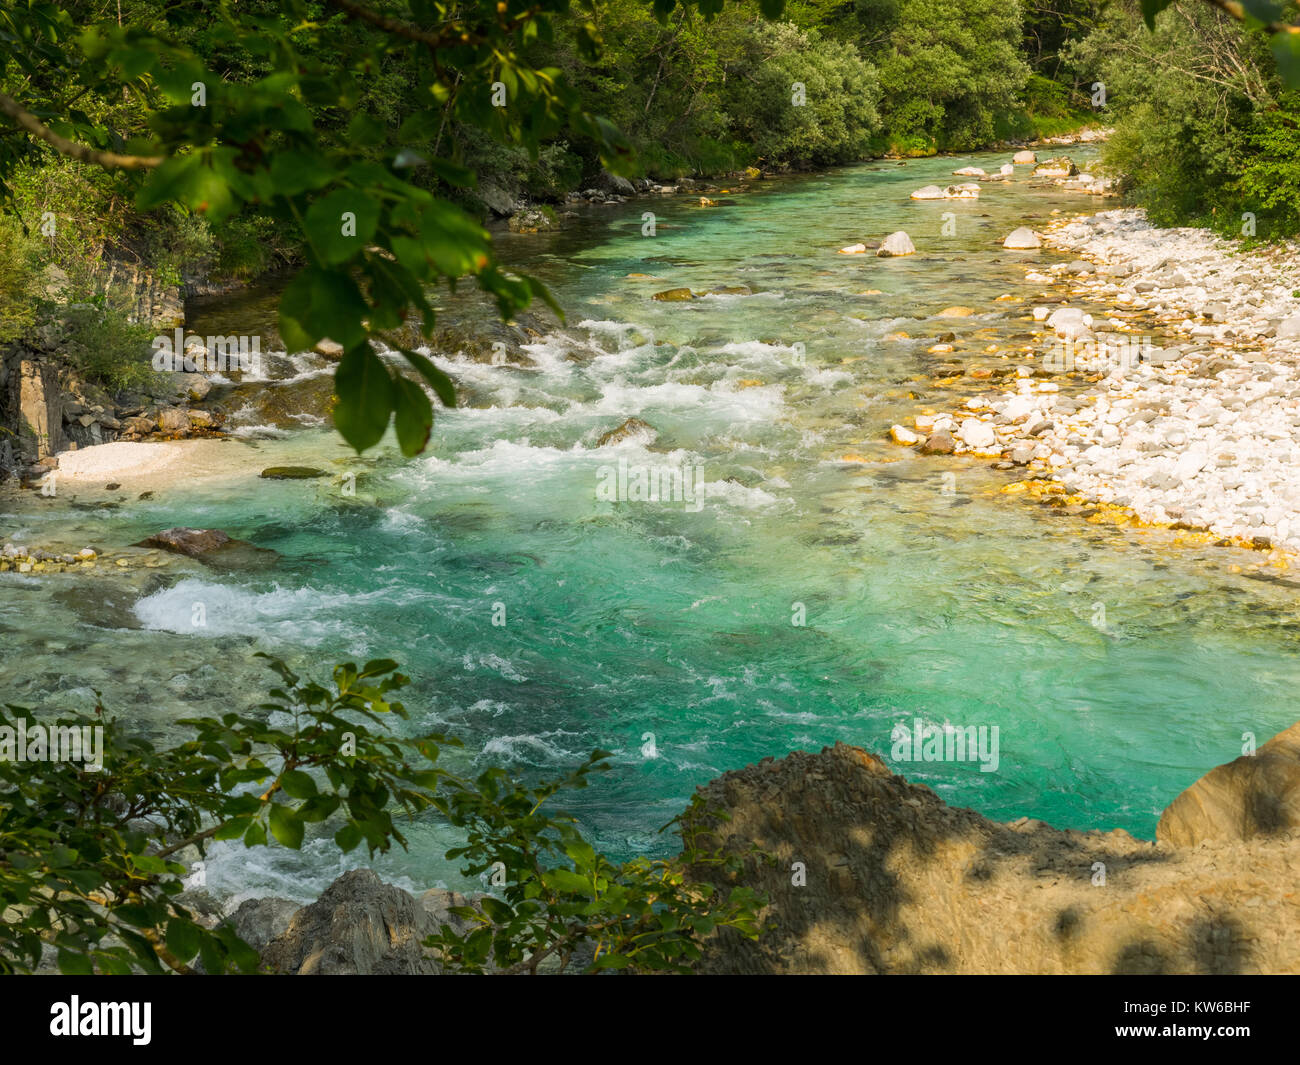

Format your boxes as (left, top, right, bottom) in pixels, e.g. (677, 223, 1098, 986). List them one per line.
(137, 527, 233, 558)
(135, 527, 279, 570)
(920, 431, 956, 454)
(260, 466, 327, 480)
(596, 417, 658, 447)
(652, 287, 695, 302)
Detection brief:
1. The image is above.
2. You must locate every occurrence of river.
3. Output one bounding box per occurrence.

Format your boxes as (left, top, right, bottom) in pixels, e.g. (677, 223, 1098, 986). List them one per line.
(5, 147, 1299, 904)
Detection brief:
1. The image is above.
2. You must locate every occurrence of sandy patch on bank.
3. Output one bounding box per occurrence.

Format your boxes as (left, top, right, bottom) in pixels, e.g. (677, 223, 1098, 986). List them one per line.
(54, 438, 273, 493)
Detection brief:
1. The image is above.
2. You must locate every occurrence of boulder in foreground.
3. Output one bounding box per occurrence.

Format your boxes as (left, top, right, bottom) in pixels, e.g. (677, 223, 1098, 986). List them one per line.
(136, 526, 279, 569)
(1157, 723, 1300, 847)
(683, 741, 1300, 973)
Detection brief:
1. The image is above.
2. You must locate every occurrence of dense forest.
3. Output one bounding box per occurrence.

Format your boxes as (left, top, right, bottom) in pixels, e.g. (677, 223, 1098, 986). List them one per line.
(1, 0, 1298, 320)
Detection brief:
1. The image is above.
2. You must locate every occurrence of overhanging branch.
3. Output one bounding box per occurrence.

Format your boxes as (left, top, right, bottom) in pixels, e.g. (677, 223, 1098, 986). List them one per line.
(0, 92, 163, 170)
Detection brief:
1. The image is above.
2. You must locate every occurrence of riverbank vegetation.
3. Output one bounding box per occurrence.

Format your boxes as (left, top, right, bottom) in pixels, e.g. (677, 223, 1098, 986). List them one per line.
(0, 656, 761, 974)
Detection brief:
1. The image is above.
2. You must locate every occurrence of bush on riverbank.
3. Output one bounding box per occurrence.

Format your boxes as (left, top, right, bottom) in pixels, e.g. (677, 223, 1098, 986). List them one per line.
(0, 657, 761, 975)
(1070, 0, 1300, 240)
(0, 215, 42, 343)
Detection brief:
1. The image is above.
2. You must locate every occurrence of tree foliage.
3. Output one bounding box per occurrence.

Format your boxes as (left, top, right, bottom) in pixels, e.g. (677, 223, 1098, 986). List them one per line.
(0, 656, 761, 975)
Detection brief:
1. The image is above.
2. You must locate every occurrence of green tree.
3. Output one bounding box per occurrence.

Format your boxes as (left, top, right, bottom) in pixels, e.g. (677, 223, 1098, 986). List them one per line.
(869, 0, 1031, 151)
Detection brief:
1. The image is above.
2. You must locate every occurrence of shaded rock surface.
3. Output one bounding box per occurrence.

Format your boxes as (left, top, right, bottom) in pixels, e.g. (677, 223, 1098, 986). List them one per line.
(1158, 723, 1300, 847)
(256, 869, 483, 975)
(260, 869, 444, 975)
(135, 526, 279, 569)
(684, 742, 1300, 974)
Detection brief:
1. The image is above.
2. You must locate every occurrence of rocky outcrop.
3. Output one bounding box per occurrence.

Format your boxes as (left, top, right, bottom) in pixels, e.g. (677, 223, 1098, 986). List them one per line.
(260, 870, 444, 975)
(0, 312, 227, 479)
(1157, 723, 1300, 847)
(684, 742, 1300, 974)
(257, 869, 479, 975)
(6, 356, 63, 462)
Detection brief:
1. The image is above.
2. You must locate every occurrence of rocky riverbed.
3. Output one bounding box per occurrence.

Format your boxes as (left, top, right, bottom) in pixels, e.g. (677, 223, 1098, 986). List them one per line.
(903, 207, 1300, 560)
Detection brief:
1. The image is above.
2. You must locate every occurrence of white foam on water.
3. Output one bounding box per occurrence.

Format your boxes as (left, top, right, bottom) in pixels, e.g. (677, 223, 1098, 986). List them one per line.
(132, 578, 392, 647)
(460, 650, 528, 682)
(592, 379, 785, 421)
(229, 423, 292, 440)
(478, 730, 583, 766)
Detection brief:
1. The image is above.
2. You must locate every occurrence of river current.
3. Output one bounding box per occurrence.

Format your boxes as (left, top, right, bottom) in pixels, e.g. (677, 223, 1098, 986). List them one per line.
(5, 148, 1299, 903)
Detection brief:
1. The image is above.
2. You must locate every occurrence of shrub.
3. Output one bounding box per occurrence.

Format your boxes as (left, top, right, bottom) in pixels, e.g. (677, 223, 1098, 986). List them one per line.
(0, 214, 43, 343)
(0, 657, 763, 975)
(58, 303, 159, 394)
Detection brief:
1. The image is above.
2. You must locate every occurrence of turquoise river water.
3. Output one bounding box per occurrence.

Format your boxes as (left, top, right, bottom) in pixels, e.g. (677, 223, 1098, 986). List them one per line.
(4, 148, 1300, 903)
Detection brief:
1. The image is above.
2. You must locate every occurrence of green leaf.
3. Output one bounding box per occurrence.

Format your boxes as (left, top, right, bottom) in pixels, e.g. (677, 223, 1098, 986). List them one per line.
(130, 854, 172, 875)
(214, 816, 253, 841)
(333, 347, 395, 452)
(541, 868, 591, 895)
(268, 803, 305, 849)
(164, 918, 203, 962)
(1271, 32, 1300, 88)
(400, 349, 457, 407)
(113, 903, 156, 928)
(280, 768, 318, 799)
(278, 267, 369, 353)
(480, 896, 514, 922)
(1139, 0, 1173, 30)
(57, 948, 94, 975)
(1242, 0, 1284, 25)
(334, 822, 363, 852)
(304, 188, 380, 265)
(392, 375, 433, 457)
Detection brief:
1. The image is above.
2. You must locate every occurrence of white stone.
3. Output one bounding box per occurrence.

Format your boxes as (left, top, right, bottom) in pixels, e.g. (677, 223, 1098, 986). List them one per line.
(1004, 227, 1042, 250)
(877, 231, 916, 257)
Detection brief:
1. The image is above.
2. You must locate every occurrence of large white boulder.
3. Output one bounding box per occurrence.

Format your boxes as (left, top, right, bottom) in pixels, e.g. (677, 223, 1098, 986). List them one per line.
(1003, 227, 1042, 249)
(910, 185, 946, 200)
(877, 231, 916, 257)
